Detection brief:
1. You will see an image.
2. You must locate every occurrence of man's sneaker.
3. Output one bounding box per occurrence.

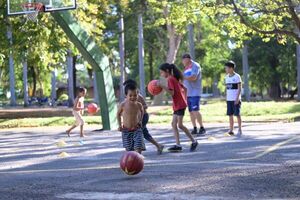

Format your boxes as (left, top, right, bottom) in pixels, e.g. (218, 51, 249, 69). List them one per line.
(168, 145, 182, 152)
(237, 129, 242, 137)
(198, 127, 206, 135)
(228, 131, 234, 136)
(190, 141, 198, 152)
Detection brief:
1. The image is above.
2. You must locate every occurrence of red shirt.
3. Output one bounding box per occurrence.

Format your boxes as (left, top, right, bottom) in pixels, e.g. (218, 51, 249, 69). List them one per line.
(167, 76, 187, 111)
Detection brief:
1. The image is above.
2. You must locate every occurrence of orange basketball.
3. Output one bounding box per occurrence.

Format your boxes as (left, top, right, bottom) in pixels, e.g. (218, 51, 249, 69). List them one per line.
(120, 151, 144, 175)
(147, 80, 162, 96)
(87, 103, 98, 114)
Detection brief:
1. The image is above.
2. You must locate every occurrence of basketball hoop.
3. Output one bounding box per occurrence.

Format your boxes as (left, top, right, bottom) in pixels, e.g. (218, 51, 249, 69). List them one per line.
(21, 2, 44, 21)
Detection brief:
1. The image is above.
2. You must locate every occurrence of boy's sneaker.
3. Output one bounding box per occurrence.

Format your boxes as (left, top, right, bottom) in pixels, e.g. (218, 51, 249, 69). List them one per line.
(237, 129, 242, 137)
(198, 127, 206, 135)
(190, 141, 199, 152)
(191, 128, 197, 135)
(228, 131, 234, 136)
(168, 145, 182, 152)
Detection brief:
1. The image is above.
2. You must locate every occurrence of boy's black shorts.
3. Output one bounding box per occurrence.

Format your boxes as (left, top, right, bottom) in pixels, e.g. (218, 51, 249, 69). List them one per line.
(227, 101, 241, 116)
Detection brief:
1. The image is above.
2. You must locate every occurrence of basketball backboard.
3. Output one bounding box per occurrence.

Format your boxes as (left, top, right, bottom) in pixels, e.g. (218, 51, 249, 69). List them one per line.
(7, 0, 76, 16)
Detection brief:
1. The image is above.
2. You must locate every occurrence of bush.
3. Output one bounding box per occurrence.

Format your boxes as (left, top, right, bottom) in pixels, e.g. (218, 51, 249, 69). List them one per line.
(58, 94, 69, 101)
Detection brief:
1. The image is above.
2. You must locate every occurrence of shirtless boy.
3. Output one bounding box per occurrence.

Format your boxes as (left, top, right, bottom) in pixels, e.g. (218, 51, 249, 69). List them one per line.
(117, 83, 145, 154)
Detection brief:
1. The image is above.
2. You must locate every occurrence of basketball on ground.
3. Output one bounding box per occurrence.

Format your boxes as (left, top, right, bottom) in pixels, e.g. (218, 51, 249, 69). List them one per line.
(87, 103, 98, 114)
(120, 151, 144, 175)
(147, 80, 162, 96)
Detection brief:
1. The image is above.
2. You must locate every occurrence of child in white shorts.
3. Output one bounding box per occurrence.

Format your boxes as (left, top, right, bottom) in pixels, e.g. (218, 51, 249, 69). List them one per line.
(66, 87, 87, 137)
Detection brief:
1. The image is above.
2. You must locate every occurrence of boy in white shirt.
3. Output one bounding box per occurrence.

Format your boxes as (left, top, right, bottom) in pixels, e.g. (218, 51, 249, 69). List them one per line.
(225, 61, 242, 136)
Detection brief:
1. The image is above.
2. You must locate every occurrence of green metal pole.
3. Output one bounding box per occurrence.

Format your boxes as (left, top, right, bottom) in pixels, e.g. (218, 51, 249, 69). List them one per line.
(51, 11, 118, 130)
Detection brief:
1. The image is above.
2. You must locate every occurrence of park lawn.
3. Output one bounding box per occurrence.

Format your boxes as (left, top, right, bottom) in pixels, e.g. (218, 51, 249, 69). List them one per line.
(0, 101, 299, 128)
(0, 116, 101, 129)
(148, 101, 300, 124)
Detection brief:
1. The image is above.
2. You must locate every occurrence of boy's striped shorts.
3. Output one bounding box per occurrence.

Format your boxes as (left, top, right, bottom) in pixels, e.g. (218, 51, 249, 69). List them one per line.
(122, 128, 145, 151)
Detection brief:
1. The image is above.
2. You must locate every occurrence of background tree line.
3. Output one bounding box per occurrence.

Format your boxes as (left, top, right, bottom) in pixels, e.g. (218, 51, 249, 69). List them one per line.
(0, 0, 299, 105)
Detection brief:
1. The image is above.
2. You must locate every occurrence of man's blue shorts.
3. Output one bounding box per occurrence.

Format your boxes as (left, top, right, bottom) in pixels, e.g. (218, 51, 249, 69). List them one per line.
(187, 96, 200, 112)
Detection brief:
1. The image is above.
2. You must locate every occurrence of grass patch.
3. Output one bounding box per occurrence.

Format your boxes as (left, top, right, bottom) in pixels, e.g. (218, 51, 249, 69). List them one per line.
(0, 116, 101, 129)
(0, 101, 299, 128)
(148, 101, 300, 123)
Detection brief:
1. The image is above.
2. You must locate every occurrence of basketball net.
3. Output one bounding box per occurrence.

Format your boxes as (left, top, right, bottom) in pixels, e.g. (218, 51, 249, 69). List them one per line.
(21, 2, 44, 22)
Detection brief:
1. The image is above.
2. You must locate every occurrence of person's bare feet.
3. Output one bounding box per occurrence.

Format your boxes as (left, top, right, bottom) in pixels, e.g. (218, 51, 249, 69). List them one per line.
(80, 134, 85, 138)
(66, 130, 70, 137)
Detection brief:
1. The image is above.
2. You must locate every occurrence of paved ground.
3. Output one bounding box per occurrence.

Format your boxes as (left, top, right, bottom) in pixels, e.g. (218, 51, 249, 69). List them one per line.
(0, 122, 299, 200)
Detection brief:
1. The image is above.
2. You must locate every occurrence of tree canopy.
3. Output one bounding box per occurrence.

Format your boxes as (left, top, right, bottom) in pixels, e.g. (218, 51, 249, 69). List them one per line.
(0, 0, 299, 103)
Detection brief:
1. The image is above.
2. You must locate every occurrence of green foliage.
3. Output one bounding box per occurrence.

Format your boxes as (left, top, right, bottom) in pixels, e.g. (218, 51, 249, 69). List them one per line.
(58, 93, 68, 101)
(0, 53, 4, 65)
(0, 0, 298, 104)
(201, 0, 300, 45)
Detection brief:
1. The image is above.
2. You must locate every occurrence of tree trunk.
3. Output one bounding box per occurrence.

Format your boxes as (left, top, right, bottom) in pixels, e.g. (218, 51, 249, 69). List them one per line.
(7, 22, 16, 106)
(67, 50, 74, 107)
(119, 14, 125, 102)
(268, 56, 281, 99)
(93, 71, 99, 104)
(297, 39, 300, 101)
(165, 31, 182, 63)
(30, 65, 37, 97)
(73, 55, 77, 98)
(138, 13, 146, 97)
(51, 69, 57, 106)
(212, 75, 220, 97)
(188, 24, 195, 59)
(37, 69, 43, 97)
(153, 6, 182, 105)
(149, 48, 153, 81)
(242, 42, 250, 101)
(22, 58, 29, 107)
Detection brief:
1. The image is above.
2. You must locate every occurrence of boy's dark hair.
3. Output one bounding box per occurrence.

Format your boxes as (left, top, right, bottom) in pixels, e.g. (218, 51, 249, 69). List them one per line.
(123, 79, 137, 87)
(225, 60, 236, 69)
(124, 83, 137, 95)
(78, 87, 86, 93)
(159, 63, 183, 81)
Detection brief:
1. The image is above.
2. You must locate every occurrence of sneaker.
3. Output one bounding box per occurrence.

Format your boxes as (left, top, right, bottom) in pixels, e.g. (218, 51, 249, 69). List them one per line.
(190, 141, 198, 152)
(237, 129, 242, 137)
(228, 131, 234, 136)
(198, 127, 206, 135)
(157, 145, 165, 155)
(168, 145, 182, 152)
(191, 128, 198, 135)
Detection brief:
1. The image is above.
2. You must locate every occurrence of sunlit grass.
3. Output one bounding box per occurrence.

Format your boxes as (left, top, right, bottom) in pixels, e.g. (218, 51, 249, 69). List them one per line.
(0, 101, 299, 128)
(0, 116, 101, 129)
(150, 101, 300, 117)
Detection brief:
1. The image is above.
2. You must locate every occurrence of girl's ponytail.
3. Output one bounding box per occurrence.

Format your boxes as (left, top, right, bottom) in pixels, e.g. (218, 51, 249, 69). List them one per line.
(170, 64, 183, 81)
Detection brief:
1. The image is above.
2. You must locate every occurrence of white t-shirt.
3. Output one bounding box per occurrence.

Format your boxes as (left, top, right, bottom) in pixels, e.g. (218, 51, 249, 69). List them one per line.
(225, 73, 241, 101)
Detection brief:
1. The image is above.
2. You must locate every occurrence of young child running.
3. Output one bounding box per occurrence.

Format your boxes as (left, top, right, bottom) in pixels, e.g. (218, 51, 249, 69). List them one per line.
(123, 79, 164, 154)
(66, 87, 87, 137)
(225, 61, 242, 136)
(157, 63, 198, 152)
(117, 83, 145, 154)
